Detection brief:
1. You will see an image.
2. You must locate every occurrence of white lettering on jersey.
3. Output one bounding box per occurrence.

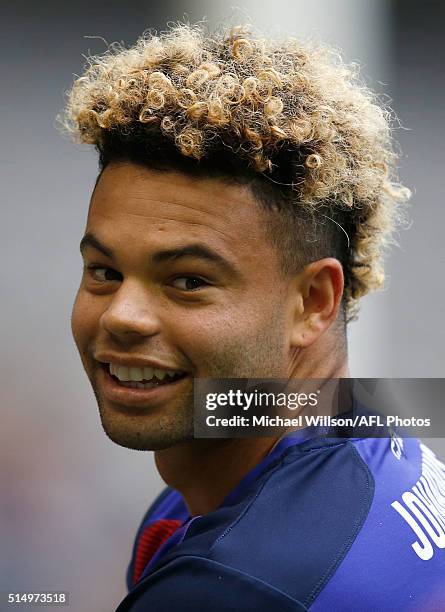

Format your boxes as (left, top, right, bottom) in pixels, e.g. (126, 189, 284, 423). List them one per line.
(390, 430, 404, 460)
(391, 443, 445, 561)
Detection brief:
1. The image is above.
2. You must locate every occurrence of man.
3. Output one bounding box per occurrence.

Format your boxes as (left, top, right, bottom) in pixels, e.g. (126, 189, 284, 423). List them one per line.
(65, 23, 445, 610)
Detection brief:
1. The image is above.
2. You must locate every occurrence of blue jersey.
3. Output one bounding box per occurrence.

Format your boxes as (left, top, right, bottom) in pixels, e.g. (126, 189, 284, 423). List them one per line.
(116, 432, 445, 611)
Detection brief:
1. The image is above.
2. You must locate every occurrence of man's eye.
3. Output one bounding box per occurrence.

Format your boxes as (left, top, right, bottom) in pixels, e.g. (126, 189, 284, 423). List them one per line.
(86, 266, 122, 282)
(170, 276, 209, 291)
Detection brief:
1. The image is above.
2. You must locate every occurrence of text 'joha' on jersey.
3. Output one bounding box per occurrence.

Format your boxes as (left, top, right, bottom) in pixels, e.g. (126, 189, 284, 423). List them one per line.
(392, 444, 445, 561)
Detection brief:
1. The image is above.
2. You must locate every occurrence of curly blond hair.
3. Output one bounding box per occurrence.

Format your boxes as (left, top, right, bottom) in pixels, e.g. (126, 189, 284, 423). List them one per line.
(62, 23, 410, 321)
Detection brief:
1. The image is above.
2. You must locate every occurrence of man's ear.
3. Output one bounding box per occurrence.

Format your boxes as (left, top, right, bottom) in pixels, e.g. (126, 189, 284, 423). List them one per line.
(290, 258, 344, 348)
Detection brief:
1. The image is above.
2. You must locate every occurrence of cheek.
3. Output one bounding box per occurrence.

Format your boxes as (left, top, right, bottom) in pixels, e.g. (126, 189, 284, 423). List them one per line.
(167, 309, 220, 358)
(168, 301, 278, 364)
(71, 290, 99, 355)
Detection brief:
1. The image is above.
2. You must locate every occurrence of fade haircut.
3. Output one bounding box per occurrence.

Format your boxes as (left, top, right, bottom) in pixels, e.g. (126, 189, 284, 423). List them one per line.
(62, 23, 410, 321)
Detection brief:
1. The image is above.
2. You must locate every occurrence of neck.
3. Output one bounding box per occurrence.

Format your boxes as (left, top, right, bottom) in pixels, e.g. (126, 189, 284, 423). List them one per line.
(155, 437, 278, 516)
(155, 344, 348, 517)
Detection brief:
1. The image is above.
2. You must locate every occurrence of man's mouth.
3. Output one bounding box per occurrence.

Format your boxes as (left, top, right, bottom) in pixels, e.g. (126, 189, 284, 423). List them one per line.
(104, 363, 187, 389)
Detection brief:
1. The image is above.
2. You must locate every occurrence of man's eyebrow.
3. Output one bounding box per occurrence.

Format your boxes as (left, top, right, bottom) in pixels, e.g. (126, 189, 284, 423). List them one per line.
(152, 244, 238, 275)
(79, 233, 114, 260)
(79, 235, 238, 276)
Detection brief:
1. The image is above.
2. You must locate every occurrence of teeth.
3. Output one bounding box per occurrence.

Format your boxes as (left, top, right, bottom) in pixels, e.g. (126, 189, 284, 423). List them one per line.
(143, 367, 154, 380)
(109, 363, 182, 382)
(129, 367, 143, 382)
(116, 366, 129, 381)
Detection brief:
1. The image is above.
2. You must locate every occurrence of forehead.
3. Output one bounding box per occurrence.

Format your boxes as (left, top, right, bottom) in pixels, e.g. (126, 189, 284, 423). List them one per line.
(87, 163, 274, 259)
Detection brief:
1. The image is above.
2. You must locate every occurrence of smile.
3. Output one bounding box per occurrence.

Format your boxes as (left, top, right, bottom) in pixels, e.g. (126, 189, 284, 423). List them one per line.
(98, 361, 189, 408)
(108, 363, 186, 389)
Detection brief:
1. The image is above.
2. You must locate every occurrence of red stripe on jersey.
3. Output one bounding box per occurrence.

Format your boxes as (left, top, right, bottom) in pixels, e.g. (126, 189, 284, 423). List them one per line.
(132, 519, 182, 585)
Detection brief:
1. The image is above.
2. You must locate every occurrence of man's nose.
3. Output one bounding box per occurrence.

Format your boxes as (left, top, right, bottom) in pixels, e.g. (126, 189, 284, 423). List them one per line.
(100, 280, 161, 339)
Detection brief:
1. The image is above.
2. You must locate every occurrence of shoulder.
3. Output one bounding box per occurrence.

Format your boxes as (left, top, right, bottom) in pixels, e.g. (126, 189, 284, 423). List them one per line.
(199, 438, 375, 608)
(119, 555, 307, 611)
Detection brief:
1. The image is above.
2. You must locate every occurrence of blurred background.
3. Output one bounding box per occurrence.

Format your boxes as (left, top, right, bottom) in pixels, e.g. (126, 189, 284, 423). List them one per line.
(1, 0, 444, 610)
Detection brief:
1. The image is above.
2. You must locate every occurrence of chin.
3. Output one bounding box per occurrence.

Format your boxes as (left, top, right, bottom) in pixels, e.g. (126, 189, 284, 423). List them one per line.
(100, 414, 194, 451)
(104, 431, 190, 451)
(104, 431, 167, 451)
(94, 388, 195, 450)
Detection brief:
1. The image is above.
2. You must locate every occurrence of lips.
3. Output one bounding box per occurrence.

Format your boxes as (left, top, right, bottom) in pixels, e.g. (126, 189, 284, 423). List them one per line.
(98, 362, 190, 408)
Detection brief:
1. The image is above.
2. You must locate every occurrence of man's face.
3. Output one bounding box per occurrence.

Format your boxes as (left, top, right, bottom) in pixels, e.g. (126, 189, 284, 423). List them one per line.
(72, 163, 299, 450)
